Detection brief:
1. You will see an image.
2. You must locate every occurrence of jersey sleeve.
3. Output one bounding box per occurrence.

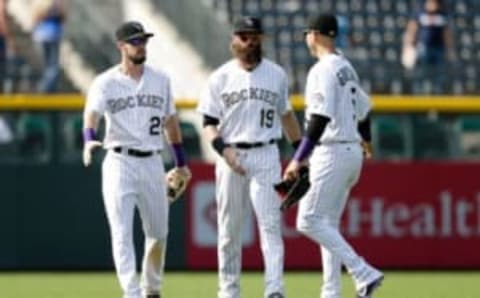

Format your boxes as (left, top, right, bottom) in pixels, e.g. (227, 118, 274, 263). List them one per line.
(85, 78, 106, 114)
(278, 73, 292, 115)
(307, 65, 335, 119)
(197, 75, 222, 119)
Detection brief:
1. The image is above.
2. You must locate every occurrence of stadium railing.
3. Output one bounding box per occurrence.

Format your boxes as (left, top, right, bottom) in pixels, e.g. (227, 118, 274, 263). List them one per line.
(0, 94, 480, 161)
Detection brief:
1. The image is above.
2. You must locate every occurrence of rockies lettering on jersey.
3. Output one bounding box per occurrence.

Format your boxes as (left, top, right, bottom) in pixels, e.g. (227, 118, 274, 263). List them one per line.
(197, 58, 292, 143)
(336, 66, 358, 86)
(221, 87, 279, 109)
(85, 65, 175, 150)
(107, 94, 165, 114)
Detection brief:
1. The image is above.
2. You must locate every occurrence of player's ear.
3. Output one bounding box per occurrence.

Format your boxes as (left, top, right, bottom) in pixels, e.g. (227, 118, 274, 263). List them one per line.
(116, 41, 124, 51)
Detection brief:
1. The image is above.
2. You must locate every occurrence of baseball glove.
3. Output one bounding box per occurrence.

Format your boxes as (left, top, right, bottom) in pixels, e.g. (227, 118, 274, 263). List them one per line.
(166, 167, 192, 203)
(274, 166, 310, 211)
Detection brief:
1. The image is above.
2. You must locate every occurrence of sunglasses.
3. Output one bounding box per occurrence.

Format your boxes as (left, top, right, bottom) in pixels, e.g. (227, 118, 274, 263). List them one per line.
(236, 33, 261, 43)
(126, 37, 148, 46)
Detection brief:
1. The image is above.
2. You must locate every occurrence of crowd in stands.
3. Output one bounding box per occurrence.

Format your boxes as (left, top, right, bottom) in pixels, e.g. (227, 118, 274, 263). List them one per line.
(0, 0, 67, 162)
(208, 0, 475, 94)
(0, 0, 66, 95)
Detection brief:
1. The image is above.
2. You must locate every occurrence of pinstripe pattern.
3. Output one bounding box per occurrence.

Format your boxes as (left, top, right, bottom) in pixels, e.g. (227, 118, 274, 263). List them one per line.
(216, 144, 283, 298)
(86, 64, 174, 298)
(102, 152, 168, 298)
(198, 58, 290, 298)
(297, 52, 381, 298)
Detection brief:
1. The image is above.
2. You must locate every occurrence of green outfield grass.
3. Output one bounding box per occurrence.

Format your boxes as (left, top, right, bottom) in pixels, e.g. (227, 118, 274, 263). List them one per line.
(0, 271, 479, 298)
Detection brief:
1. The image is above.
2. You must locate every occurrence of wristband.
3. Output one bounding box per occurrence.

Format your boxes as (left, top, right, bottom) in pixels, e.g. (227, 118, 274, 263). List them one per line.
(172, 143, 187, 167)
(83, 128, 97, 142)
(293, 137, 315, 162)
(212, 136, 227, 155)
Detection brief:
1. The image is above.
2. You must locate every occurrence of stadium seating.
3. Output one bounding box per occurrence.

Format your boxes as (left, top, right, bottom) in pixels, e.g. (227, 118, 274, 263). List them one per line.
(16, 113, 52, 162)
(459, 116, 480, 156)
(411, 116, 452, 159)
(61, 113, 83, 162)
(179, 120, 203, 160)
(206, 0, 480, 95)
(372, 115, 410, 159)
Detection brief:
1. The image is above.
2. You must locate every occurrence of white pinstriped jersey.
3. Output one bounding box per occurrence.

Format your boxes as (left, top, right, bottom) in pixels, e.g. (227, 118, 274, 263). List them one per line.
(305, 53, 371, 144)
(85, 65, 175, 150)
(197, 58, 292, 143)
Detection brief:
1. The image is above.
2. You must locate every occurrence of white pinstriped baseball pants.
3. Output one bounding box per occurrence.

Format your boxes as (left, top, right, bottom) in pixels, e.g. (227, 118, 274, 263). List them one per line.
(296, 143, 382, 298)
(215, 144, 285, 298)
(102, 151, 169, 298)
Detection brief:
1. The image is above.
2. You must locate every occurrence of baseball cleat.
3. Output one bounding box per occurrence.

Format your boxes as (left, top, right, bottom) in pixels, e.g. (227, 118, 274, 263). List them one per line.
(268, 292, 284, 298)
(356, 275, 384, 298)
(146, 294, 160, 298)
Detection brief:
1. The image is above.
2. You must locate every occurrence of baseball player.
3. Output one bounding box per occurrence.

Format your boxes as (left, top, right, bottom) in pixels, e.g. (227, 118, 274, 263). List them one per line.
(197, 16, 302, 298)
(82, 21, 191, 298)
(283, 14, 383, 298)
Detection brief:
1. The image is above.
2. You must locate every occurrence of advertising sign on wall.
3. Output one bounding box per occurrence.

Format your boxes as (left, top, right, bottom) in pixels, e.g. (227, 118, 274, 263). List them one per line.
(186, 162, 480, 269)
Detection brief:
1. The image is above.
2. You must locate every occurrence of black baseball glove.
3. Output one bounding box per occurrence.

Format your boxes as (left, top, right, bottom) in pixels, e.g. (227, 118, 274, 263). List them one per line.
(274, 166, 310, 211)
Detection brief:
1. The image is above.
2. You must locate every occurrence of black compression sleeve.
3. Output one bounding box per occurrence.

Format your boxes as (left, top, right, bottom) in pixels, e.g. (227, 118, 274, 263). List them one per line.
(291, 139, 301, 150)
(305, 114, 331, 142)
(358, 115, 372, 142)
(203, 114, 220, 127)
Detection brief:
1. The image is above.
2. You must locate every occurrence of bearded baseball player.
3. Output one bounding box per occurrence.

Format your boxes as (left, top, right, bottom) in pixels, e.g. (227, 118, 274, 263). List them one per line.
(82, 21, 191, 298)
(197, 16, 302, 298)
(283, 14, 383, 298)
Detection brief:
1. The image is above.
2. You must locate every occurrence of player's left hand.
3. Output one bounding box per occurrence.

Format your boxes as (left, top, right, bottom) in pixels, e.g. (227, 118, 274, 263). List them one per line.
(361, 141, 373, 159)
(82, 140, 103, 167)
(166, 166, 192, 203)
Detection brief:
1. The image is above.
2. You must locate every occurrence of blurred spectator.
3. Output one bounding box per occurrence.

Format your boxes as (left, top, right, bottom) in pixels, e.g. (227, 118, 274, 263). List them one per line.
(0, 1, 16, 145)
(0, 0, 17, 92)
(31, 0, 67, 93)
(335, 14, 352, 52)
(0, 115, 12, 144)
(402, 0, 456, 94)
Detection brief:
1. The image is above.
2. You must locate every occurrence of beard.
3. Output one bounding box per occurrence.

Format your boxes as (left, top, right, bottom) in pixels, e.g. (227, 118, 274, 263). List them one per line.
(129, 54, 146, 65)
(231, 42, 262, 65)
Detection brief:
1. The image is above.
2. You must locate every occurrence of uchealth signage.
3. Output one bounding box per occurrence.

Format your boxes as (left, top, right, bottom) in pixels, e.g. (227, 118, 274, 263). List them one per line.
(185, 161, 480, 269)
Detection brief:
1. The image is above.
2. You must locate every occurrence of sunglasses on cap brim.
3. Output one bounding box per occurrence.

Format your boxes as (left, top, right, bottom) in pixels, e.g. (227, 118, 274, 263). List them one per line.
(125, 37, 149, 46)
(235, 32, 262, 41)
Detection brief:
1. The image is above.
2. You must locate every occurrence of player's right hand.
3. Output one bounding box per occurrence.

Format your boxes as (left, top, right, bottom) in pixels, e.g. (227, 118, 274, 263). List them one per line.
(82, 140, 103, 167)
(223, 147, 246, 176)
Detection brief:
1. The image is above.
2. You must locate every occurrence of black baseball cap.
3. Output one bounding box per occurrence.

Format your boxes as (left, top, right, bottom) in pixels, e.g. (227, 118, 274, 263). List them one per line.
(305, 14, 338, 38)
(115, 21, 154, 41)
(233, 16, 263, 34)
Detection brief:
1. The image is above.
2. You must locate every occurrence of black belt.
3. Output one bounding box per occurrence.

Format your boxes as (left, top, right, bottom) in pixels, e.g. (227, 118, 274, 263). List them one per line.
(228, 139, 277, 149)
(113, 147, 161, 158)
